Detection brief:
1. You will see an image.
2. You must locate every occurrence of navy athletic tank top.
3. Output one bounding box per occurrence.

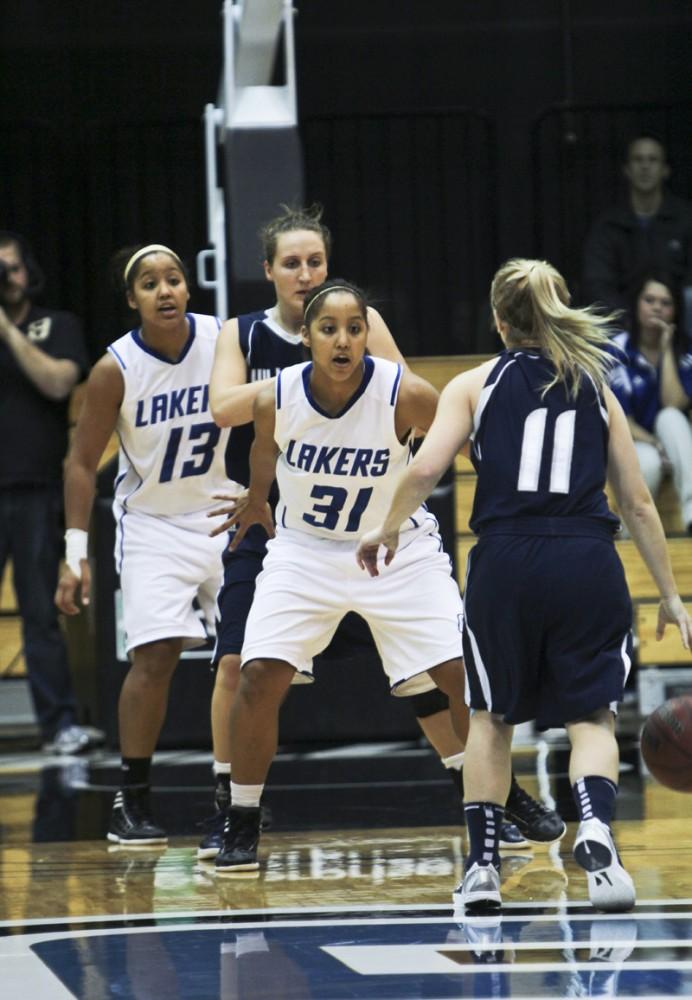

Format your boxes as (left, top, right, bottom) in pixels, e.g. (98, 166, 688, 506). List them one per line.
(225, 310, 304, 553)
(469, 349, 618, 535)
(225, 310, 304, 487)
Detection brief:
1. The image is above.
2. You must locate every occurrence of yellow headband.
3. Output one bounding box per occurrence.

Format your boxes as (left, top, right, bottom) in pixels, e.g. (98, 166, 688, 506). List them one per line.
(123, 244, 182, 283)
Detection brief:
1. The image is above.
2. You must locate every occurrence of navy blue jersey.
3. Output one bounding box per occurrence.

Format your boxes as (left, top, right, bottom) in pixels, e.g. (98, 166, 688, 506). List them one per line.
(225, 310, 304, 553)
(469, 350, 618, 534)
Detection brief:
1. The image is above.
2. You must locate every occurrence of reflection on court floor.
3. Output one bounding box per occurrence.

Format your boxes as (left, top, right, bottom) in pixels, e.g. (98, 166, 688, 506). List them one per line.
(2, 738, 692, 997)
(5, 906, 692, 999)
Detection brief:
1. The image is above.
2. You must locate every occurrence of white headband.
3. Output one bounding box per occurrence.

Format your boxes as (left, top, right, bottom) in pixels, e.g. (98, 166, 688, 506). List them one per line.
(123, 244, 182, 283)
(303, 284, 357, 323)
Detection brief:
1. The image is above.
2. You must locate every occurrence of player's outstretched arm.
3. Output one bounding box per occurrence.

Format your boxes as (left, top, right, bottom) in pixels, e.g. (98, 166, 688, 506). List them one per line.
(209, 319, 276, 428)
(356, 370, 478, 577)
(605, 385, 692, 650)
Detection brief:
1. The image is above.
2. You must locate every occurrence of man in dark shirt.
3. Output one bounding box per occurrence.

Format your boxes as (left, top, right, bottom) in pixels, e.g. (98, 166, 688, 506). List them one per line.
(582, 136, 692, 321)
(0, 230, 99, 753)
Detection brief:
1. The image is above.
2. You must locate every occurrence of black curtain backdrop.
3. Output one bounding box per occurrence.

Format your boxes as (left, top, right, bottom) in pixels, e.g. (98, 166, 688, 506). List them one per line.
(1, 1, 691, 361)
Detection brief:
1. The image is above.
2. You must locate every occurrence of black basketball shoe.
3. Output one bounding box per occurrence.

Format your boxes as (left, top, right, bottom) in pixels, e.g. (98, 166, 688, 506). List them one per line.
(504, 775, 566, 844)
(107, 788, 168, 846)
(215, 806, 261, 874)
(197, 809, 227, 860)
(198, 777, 272, 861)
(499, 821, 529, 849)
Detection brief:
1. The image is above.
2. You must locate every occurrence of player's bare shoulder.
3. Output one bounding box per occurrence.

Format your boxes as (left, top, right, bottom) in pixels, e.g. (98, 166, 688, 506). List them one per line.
(396, 369, 439, 435)
(88, 351, 125, 404)
(442, 357, 497, 406)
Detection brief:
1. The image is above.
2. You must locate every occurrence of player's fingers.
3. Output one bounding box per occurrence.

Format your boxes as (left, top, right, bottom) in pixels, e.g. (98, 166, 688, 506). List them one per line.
(384, 547, 396, 566)
(207, 503, 236, 519)
(228, 522, 249, 551)
(363, 549, 380, 577)
(80, 562, 91, 606)
(356, 543, 370, 570)
(55, 580, 78, 616)
(209, 515, 237, 537)
(680, 619, 691, 651)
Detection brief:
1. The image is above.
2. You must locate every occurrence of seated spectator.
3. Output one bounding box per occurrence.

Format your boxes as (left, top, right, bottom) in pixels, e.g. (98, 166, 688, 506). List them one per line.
(0, 230, 102, 754)
(582, 135, 692, 323)
(609, 270, 692, 534)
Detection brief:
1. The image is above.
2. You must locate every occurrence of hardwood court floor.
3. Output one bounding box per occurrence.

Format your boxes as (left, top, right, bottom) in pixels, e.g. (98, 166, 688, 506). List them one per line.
(1, 733, 692, 999)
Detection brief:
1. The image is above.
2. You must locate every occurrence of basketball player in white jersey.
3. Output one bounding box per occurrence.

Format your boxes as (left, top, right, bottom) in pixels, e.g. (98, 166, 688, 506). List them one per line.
(207, 278, 471, 873)
(55, 244, 241, 846)
(203, 205, 411, 848)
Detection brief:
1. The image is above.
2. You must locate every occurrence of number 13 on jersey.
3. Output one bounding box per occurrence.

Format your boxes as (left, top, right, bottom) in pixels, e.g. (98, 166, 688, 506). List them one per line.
(159, 421, 221, 483)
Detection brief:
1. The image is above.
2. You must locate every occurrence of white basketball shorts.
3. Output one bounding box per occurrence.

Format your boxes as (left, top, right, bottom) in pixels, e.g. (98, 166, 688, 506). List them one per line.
(114, 507, 227, 654)
(241, 522, 464, 695)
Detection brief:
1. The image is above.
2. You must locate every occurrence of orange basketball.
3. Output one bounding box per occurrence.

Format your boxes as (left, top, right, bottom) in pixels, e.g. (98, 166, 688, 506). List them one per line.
(640, 695, 692, 793)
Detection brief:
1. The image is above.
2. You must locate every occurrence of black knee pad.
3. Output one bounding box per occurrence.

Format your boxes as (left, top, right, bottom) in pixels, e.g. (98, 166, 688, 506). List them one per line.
(409, 687, 449, 719)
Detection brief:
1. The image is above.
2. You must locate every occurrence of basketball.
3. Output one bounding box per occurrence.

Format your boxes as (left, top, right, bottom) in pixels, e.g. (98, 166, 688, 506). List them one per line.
(640, 695, 692, 793)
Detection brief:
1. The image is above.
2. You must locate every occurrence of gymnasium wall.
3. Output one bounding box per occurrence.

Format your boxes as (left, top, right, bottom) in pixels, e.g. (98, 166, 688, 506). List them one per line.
(1, 1, 690, 357)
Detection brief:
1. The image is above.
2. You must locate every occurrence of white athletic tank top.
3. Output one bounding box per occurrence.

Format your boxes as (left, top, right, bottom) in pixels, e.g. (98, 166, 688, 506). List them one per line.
(274, 356, 426, 541)
(108, 313, 239, 530)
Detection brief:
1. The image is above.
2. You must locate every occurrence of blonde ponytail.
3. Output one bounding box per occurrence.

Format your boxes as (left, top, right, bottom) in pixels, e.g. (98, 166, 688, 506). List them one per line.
(491, 258, 618, 399)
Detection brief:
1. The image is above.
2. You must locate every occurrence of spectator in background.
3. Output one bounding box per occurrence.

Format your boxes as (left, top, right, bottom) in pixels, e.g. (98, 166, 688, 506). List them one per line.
(582, 135, 692, 322)
(0, 231, 99, 754)
(609, 270, 692, 535)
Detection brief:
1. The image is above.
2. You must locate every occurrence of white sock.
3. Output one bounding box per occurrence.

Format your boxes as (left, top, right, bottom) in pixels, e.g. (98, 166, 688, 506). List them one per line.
(441, 751, 465, 771)
(213, 760, 231, 777)
(231, 781, 264, 808)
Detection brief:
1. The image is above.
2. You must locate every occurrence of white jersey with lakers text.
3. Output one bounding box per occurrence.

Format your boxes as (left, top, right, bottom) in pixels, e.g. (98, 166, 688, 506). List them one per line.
(108, 313, 238, 529)
(274, 356, 426, 541)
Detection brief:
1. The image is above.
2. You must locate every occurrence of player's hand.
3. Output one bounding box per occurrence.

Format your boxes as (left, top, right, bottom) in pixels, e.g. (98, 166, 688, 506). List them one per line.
(657, 594, 692, 651)
(55, 561, 91, 614)
(356, 525, 400, 577)
(208, 491, 275, 548)
(228, 499, 275, 550)
(207, 490, 250, 536)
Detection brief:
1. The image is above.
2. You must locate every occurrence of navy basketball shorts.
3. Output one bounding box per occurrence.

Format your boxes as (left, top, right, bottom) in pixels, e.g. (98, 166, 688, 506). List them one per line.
(462, 533, 633, 729)
(212, 544, 265, 663)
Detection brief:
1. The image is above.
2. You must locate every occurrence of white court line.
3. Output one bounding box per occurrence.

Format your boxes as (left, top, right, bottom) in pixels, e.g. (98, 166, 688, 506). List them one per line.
(1, 899, 692, 930)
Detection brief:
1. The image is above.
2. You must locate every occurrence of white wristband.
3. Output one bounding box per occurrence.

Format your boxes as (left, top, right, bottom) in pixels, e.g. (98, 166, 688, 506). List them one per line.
(65, 529, 88, 578)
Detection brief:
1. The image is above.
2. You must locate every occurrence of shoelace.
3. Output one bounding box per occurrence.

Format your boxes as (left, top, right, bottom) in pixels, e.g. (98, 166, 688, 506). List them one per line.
(197, 810, 227, 832)
(508, 782, 548, 818)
